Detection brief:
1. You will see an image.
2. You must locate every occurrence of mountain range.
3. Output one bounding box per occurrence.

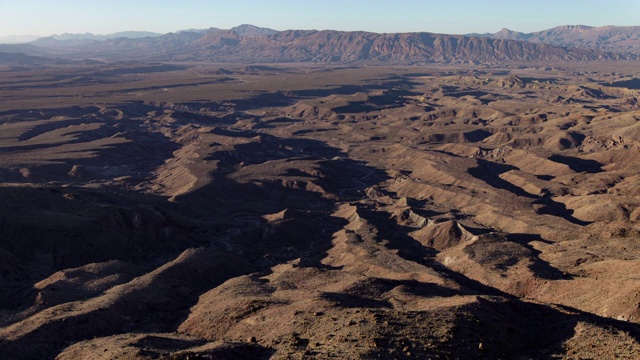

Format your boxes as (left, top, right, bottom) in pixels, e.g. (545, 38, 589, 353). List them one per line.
(30, 31, 163, 48)
(1, 24, 639, 65)
(478, 25, 640, 54)
(0, 31, 162, 46)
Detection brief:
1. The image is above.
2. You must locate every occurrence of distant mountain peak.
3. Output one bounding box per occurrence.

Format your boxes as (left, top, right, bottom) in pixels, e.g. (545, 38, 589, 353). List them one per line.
(230, 24, 279, 37)
(478, 25, 640, 53)
(233, 24, 264, 29)
(28, 31, 165, 49)
(492, 28, 530, 41)
(0, 34, 42, 44)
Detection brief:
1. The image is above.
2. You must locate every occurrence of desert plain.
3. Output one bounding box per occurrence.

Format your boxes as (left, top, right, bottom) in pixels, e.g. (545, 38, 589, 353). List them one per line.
(1, 60, 640, 359)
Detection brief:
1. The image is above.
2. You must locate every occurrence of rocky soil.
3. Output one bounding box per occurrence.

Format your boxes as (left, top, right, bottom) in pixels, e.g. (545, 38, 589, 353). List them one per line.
(1, 63, 640, 359)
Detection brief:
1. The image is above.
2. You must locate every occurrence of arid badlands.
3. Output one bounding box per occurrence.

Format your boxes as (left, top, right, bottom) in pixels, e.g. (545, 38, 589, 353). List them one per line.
(2, 25, 640, 359)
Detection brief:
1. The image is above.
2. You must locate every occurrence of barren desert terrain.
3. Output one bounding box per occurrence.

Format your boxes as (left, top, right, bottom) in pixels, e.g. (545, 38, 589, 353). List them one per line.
(1, 60, 640, 359)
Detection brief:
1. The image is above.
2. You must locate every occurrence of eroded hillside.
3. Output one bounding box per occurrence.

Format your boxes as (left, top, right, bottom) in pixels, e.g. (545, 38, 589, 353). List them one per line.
(1, 63, 640, 359)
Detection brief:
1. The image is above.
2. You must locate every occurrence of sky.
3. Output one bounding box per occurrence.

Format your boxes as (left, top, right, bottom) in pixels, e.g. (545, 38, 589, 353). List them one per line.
(1, 0, 639, 37)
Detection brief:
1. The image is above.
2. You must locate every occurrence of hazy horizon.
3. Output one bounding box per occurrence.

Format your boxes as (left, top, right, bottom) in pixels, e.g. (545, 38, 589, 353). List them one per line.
(1, 0, 639, 39)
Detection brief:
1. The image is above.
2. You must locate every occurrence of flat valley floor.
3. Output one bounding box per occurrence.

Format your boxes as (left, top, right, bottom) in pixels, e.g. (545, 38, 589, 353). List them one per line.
(1, 62, 640, 359)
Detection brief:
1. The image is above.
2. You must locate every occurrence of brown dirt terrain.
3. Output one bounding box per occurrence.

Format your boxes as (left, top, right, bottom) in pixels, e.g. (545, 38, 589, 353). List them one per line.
(1, 62, 640, 359)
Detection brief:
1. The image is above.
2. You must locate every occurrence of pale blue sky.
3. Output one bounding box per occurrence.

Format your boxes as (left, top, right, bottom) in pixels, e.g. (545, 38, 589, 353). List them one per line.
(1, 0, 638, 37)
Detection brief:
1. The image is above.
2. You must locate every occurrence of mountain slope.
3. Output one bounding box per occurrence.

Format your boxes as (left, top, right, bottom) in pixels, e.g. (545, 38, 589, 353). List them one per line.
(0, 35, 41, 44)
(0, 52, 69, 65)
(174, 30, 630, 63)
(103, 29, 632, 64)
(0, 44, 53, 56)
(6, 25, 638, 64)
(31, 31, 164, 48)
(51, 31, 163, 41)
(490, 28, 533, 41)
(488, 25, 640, 53)
(230, 24, 279, 37)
